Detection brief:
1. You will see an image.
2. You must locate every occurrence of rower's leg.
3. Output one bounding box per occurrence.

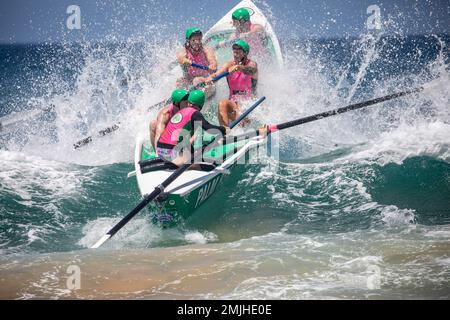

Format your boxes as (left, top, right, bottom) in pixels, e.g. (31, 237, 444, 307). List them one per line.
(171, 149, 192, 167)
(236, 102, 251, 127)
(192, 77, 216, 99)
(218, 99, 239, 127)
(150, 120, 157, 147)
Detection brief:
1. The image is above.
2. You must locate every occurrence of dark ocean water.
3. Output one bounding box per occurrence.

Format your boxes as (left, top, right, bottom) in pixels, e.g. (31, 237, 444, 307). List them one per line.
(0, 33, 449, 299)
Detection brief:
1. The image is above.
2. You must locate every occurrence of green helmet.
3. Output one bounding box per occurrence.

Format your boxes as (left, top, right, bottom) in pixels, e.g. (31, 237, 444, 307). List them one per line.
(188, 90, 206, 108)
(233, 39, 250, 55)
(232, 8, 250, 21)
(185, 27, 202, 40)
(170, 89, 189, 104)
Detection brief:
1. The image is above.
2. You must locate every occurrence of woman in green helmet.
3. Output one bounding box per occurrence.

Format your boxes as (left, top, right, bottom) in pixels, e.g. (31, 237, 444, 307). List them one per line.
(149, 88, 189, 148)
(218, 8, 267, 61)
(206, 39, 258, 127)
(176, 27, 217, 92)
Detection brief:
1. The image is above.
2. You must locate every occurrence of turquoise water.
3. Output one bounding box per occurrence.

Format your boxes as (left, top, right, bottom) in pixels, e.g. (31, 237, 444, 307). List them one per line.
(0, 30, 449, 298)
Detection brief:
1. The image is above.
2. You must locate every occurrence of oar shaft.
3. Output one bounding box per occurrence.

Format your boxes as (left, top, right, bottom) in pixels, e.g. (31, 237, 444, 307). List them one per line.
(169, 61, 209, 71)
(191, 63, 210, 71)
(106, 163, 189, 237)
(91, 162, 191, 248)
(148, 99, 169, 112)
(229, 97, 266, 128)
(73, 124, 120, 149)
(211, 71, 229, 82)
(273, 87, 423, 132)
(227, 87, 423, 142)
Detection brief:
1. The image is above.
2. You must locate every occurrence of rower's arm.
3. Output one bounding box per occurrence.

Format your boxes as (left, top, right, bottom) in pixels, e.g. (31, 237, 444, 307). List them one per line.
(240, 24, 265, 38)
(204, 46, 217, 72)
(191, 112, 227, 135)
(154, 108, 170, 144)
(207, 61, 231, 81)
(176, 48, 187, 64)
(240, 61, 258, 77)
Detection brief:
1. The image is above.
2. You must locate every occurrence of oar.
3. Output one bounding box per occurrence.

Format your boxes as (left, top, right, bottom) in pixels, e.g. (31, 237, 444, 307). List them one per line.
(73, 71, 230, 150)
(232, 87, 424, 141)
(191, 63, 211, 71)
(0, 105, 55, 133)
(229, 97, 265, 128)
(168, 61, 213, 72)
(91, 95, 265, 249)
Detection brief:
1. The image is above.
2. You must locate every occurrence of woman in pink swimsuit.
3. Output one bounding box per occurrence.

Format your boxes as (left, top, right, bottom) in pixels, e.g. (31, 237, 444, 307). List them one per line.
(176, 27, 217, 90)
(206, 39, 258, 127)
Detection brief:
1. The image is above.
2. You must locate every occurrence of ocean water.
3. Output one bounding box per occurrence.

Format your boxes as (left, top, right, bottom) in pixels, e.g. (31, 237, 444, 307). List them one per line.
(0, 23, 449, 299)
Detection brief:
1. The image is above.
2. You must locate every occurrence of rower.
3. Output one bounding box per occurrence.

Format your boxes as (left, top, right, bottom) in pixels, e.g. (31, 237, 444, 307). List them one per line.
(156, 90, 229, 167)
(218, 8, 268, 62)
(176, 27, 217, 97)
(149, 89, 189, 148)
(207, 39, 258, 127)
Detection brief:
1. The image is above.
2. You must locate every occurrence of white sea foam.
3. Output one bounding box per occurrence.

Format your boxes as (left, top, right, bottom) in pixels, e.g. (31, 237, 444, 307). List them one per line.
(344, 121, 450, 165)
(78, 217, 162, 249)
(184, 231, 218, 244)
(0, 150, 94, 201)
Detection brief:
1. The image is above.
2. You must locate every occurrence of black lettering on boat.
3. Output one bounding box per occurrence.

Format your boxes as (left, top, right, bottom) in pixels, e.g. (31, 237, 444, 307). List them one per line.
(196, 188, 204, 208)
(195, 175, 222, 208)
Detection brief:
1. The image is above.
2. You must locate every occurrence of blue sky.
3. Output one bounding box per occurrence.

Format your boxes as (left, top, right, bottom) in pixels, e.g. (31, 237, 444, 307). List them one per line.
(0, 0, 449, 44)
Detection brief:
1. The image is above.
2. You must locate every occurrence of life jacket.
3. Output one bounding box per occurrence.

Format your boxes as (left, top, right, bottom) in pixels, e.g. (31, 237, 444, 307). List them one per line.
(184, 47, 210, 79)
(158, 107, 197, 148)
(226, 58, 254, 102)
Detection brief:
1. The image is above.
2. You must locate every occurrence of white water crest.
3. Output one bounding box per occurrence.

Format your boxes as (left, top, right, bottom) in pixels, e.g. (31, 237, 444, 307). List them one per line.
(0, 150, 95, 200)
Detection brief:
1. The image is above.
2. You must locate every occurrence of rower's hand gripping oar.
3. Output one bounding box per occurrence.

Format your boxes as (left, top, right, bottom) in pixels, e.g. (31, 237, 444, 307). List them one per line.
(233, 87, 424, 141)
(73, 71, 229, 150)
(91, 95, 265, 249)
(190, 63, 211, 71)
